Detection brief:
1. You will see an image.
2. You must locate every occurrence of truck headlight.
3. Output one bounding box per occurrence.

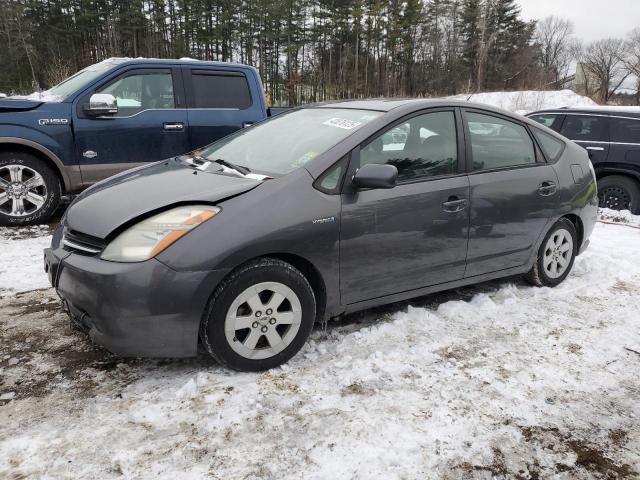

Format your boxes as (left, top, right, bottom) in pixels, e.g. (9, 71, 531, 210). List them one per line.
(101, 205, 220, 262)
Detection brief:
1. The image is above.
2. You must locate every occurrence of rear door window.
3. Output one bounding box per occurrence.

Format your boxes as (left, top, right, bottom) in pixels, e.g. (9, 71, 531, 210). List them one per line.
(187, 70, 252, 109)
(466, 112, 536, 171)
(610, 117, 640, 144)
(560, 115, 608, 142)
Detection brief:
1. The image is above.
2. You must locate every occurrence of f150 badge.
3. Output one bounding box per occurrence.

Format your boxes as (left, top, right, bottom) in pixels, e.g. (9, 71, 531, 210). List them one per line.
(38, 118, 69, 126)
(82, 150, 98, 159)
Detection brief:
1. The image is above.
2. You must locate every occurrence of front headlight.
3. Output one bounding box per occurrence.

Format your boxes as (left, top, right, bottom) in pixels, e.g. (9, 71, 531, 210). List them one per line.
(101, 205, 220, 262)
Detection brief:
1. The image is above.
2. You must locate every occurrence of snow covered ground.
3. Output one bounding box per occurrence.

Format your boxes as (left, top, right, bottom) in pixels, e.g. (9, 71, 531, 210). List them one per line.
(448, 89, 598, 115)
(0, 212, 639, 479)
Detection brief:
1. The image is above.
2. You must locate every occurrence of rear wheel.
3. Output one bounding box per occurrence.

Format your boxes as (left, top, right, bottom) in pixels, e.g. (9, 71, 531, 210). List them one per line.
(0, 152, 61, 226)
(200, 258, 316, 371)
(525, 218, 577, 288)
(597, 175, 640, 213)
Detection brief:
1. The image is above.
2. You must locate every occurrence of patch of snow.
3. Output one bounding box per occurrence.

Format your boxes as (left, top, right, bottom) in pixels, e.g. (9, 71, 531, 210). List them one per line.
(8, 91, 64, 103)
(449, 89, 598, 115)
(0, 213, 639, 477)
(0, 392, 16, 400)
(598, 208, 640, 227)
(0, 226, 52, 296)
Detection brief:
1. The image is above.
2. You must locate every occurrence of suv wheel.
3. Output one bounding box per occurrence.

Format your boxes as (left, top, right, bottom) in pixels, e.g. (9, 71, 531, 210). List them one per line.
(200, 258, 316, 371)
(597, 175, 639, 213)
(525, 218, 577, 288)
(0, 152, 61, 226)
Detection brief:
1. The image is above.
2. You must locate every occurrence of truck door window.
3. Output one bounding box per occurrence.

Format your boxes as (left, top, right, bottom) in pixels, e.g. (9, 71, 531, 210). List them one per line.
(189, 71, 251, 109)
(560, 115, 608, 142)
(98, 71, 175, 116)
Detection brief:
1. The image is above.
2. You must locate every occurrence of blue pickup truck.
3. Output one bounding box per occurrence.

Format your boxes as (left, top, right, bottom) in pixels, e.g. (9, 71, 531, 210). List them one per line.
(0, 58, 283, 225)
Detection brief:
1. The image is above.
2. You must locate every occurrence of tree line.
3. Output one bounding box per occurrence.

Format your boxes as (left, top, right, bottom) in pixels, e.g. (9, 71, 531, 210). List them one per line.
(1, 0, 639, 105)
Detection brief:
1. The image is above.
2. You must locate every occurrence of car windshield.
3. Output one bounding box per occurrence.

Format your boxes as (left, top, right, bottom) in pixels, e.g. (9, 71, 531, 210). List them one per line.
(45, 58, 128, 99)
(198, 108, 382, 176)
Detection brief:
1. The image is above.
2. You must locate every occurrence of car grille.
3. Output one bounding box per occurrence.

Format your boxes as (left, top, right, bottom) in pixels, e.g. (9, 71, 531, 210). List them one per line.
(61, 228, 107, 256)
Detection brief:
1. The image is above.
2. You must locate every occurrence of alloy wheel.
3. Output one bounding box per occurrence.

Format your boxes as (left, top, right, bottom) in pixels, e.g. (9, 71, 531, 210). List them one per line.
(543, 228, 573, 279)
(0, 164, 48, 217)
(224, 281, 302, 360)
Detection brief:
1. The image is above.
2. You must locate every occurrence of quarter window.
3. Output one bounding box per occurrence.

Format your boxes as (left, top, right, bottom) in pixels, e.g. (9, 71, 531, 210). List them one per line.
(359, 111, 458, 182)
(532, 128, 565, 162)
(98, 71, 175, 115)
(189, 71, 252, 109)
(610, 117, 640, 144)
(466, 112, 536, 171)
(560, 115, 608, 142)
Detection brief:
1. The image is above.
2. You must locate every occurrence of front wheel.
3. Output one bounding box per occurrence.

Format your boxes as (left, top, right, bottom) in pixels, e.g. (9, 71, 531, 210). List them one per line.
(0, 152, 61, 226)
(525, 218, 577, 288)
(200, 258, 316, 371)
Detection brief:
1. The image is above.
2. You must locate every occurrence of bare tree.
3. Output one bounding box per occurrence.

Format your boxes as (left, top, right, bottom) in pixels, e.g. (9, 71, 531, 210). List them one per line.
(622, 28, 640, 104)
(534, 16, 574, 87)
(622, 28, 640, 76)
(580, 38, 630, 103)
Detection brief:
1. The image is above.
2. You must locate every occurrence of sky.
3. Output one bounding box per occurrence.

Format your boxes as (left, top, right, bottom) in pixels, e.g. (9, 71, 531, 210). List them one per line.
(518, 0, 640, 43)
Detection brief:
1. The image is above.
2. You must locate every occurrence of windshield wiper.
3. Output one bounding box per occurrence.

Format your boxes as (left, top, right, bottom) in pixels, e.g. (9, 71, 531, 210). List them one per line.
(212, 158, 251, 175)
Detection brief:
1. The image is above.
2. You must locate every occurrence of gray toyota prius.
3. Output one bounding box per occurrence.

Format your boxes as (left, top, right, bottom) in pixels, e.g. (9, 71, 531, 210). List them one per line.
(44, 99, 598, 371)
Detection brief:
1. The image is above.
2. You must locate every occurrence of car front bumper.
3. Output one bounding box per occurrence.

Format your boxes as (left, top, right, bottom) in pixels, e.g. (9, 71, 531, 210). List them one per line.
(44, 246, 229, 358)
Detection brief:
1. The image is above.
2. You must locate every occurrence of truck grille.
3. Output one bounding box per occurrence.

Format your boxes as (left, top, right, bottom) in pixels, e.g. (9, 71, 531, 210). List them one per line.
(61, 229, 106, 256)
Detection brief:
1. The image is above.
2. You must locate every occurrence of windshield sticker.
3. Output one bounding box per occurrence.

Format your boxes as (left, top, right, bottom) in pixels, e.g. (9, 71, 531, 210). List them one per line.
(294, 151, 320, 167)
(323, 117, 362, 130)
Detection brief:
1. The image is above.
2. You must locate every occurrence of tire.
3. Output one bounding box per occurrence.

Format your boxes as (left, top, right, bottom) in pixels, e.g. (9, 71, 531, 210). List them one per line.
(0, 152, 61, 226)
(525, 218, 577, 288)
(200, 258, 316, 371)
(597, 175, 640, 214)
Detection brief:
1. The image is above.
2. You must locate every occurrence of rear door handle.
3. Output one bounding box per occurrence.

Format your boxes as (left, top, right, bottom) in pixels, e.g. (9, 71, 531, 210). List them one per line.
(538, 181, 557, 196)
(442, 197, 468, 212)
(163, 122, 184, 131)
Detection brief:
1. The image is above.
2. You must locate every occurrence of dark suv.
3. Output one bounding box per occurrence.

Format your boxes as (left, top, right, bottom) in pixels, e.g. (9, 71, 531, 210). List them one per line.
(528, 107, 640, 213)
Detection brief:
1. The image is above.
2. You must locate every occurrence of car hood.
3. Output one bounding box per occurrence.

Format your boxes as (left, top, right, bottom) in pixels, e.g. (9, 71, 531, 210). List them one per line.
(65, 159, 264, 239)
(0, 98, 44, 112)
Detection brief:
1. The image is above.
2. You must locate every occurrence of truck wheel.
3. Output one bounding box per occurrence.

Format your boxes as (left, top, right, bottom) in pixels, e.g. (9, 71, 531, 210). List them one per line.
(525, 218, 577, 288)
(200, 258, 316, 371)
(0, 152, 61, 226)
(597, 175, 640, 213)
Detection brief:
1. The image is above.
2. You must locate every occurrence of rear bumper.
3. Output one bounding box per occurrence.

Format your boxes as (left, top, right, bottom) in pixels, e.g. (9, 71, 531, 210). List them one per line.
(44, 246, 229, 357)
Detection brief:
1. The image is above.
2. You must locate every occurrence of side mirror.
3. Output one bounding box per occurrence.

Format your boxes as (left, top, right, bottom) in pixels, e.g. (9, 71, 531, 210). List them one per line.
(352, 163, 398, 189)
(85, 93, 118, 116)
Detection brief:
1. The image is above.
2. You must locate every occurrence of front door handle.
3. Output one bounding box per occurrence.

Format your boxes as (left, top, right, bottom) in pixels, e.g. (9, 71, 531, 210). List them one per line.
(163, 122, 184, 131)
(442, 196, 468, 212)
(586, 146, 604, 151)
(538, 181, 557, 196)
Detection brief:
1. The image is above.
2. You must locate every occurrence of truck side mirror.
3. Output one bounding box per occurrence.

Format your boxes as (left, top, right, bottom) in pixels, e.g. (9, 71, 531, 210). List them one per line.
(352, 163, 398, 189)
(85, 93, 118, 116)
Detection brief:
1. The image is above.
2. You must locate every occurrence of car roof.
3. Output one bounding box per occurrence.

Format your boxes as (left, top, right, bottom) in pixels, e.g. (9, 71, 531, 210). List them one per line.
(100, 57, 257, 70)
(309, 98, 525, 116)
(529, 106, 640, 119)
